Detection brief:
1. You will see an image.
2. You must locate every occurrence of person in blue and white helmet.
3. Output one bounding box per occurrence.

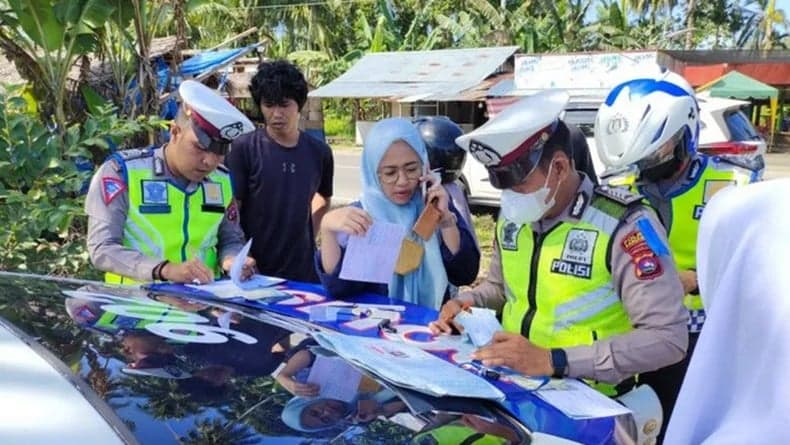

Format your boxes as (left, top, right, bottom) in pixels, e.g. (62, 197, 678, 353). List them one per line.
(595, 68, 760, 443)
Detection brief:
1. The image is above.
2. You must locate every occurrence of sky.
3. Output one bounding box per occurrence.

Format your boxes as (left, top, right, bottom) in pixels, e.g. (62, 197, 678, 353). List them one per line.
(778, 0, 790, 17)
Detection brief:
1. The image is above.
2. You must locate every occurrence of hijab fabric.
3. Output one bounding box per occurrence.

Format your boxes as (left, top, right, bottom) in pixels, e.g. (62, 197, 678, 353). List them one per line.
(360, 117, 448, 310)
(664, 178, 790, 444)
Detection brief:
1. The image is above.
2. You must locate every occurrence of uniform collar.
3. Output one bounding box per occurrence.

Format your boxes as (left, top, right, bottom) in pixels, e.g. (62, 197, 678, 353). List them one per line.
(155, 145, 200, 191)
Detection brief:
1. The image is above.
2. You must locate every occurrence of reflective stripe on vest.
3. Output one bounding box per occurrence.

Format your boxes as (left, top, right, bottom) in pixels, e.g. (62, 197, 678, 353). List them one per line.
(665, 157, 752, 311)
(105, 156, 232, 284)
(498, 195, 633, 396)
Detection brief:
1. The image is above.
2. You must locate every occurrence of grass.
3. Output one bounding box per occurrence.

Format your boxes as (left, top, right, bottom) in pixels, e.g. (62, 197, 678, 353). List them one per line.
(468, 209, 498, 287)
(328, 138, 360, 152)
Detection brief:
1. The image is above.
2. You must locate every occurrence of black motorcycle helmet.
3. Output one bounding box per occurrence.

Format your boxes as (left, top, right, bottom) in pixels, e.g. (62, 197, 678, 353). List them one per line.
(413, 116, 466, 184)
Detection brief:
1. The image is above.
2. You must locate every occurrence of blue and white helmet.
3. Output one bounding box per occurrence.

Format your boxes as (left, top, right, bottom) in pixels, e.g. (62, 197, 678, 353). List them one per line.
(595, 69, 699, 176)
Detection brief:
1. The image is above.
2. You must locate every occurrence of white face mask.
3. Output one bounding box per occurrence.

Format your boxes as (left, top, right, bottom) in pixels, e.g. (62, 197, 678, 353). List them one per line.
(500, 164, 560, 225)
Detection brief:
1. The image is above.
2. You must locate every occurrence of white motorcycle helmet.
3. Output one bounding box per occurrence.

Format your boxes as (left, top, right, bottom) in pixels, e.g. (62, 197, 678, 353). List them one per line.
(595, 69, 700, 181)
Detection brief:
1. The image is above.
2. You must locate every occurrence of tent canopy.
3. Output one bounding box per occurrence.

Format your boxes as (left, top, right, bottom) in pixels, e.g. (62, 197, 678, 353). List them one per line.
(700, 70, 778, 100)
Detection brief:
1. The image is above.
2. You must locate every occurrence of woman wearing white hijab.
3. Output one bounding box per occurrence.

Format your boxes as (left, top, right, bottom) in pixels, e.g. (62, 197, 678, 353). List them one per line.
(317, 117, 480, 309)
(664, 178, 790, 444)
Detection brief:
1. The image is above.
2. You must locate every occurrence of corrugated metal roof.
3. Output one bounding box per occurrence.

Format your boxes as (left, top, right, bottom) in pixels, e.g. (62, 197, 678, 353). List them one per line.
(309, 46, 519, 102)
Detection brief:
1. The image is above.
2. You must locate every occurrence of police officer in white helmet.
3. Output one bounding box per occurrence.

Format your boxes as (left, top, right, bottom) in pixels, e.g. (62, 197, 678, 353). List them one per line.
(595, 68, 759, 442)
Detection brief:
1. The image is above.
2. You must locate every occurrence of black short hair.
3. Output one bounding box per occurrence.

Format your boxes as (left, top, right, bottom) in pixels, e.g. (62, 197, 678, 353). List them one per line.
(537, 120, 573, 168)
(537, 120, 598, 183)
(249, 60, 308, 111)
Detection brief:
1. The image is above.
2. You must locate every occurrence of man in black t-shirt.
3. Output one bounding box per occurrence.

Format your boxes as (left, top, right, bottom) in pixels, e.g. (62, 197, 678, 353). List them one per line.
(227, 60, 334, 283)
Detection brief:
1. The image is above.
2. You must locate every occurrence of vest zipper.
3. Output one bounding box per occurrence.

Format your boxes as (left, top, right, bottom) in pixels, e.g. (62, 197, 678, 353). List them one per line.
(520, 230, 544, 338)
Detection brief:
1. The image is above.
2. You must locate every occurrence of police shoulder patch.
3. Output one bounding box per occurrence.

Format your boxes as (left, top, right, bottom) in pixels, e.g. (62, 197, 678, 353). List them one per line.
(594, 185, 643, 206)
(226, 199, 239, 223)
(101, 177, 127, 205)
(621, 228, 664, 280)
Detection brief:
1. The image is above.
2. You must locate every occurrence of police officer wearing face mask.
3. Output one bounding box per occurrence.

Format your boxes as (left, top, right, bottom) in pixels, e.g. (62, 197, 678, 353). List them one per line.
(430, 90, 688, 401)
(595, 69, 759, 442)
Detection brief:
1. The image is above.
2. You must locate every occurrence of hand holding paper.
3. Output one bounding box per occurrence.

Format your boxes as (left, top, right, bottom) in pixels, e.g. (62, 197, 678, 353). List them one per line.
(471, 331, 553, 377)
(228, 239, 256, 286)
(454, 307, 503, 347)
(340, 220, 406, 284)
(225, 239, 286, 290)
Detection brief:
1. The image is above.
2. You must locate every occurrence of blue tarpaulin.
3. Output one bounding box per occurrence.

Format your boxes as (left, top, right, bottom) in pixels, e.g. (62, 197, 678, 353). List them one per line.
(158, 44, 260, 120)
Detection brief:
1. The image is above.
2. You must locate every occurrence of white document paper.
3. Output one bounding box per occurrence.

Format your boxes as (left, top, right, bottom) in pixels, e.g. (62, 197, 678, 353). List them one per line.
(237, 274, 286, 289)
(306, 355, 363, 403)
(313, 331, 505, 401)
(186, 279, 288, 300)
(536, 378, 633, 419)
(339, 221, 407, 284)
(230, 238, 253, 288)
(227, 238, 286, 290)
(454, 307, 503, 347)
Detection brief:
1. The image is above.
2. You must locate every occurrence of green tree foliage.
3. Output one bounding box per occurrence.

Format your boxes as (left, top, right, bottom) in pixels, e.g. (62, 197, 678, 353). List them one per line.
(0, 85, 166, 277)
(0, 0, 134, 132)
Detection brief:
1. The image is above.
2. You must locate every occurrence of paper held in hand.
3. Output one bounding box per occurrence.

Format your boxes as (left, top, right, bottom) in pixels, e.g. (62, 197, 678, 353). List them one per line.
(454, 307, 503, 347)
(229, 238, 284, 289)
(185, 238, 287, 299)
(340, 221, 407, 284)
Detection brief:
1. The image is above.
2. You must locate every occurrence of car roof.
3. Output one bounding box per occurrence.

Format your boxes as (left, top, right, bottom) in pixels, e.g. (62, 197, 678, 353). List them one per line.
(695, 93, 750, 113)
(0, 321, 128, 445)
(562, 92, 747, 114)
(0, 272, 530, 444)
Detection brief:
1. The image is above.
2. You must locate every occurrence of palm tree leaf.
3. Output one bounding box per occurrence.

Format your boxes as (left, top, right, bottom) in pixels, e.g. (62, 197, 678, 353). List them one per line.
(467, 0, 504, 27)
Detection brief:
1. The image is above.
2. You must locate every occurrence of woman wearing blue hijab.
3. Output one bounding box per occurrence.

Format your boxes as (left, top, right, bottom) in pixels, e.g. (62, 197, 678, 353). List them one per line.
(317, 118, 479, 309)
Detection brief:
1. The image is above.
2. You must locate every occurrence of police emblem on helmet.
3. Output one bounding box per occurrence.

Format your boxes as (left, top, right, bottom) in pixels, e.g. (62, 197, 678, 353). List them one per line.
(220, 121, 245, 140)
(606, 113, 630, 135)
(468, 139, 501, 167)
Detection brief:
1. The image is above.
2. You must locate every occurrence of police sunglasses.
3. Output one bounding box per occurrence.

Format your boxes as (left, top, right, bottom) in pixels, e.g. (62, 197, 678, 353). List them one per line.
(191, 121, 232, 156)
(486, 147, 544, 189)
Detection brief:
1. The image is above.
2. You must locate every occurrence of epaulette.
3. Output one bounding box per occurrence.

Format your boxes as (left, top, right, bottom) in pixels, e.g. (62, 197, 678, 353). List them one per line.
(216, 163, 230, 174)
(710, 154, 762, 173)
(593, 185, 644, 206)
(111, 147, 154, 162)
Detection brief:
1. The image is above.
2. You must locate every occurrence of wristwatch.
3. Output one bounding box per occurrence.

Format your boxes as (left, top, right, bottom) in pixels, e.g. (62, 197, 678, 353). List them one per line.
(550, 348, 568, 378)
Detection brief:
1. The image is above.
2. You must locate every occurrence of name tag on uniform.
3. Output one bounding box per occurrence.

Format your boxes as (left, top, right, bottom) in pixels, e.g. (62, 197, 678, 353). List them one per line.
(139, 180, 171, 213)
(203, 182, 224, 205)
(551, 229, 598, 279)
(202, 182, 225, 213)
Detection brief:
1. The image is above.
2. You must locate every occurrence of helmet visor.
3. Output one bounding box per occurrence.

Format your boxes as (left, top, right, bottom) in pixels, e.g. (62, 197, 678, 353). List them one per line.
(635, 128, 685, 173)
(487, 147, 544, 189)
